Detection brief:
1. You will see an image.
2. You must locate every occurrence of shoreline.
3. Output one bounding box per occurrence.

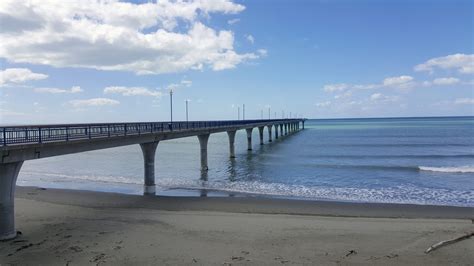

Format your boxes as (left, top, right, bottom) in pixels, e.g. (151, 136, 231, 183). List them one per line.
(1, 186, 472, 265)
(16, 186, 474, 219)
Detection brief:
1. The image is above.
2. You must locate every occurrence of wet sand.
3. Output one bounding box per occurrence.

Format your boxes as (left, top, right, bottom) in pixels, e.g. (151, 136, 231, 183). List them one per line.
(1, 186, 473, 265)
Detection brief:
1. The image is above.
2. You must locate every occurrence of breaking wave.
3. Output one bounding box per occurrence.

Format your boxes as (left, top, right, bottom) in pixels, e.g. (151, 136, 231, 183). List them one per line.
(418, 166, 474, 173)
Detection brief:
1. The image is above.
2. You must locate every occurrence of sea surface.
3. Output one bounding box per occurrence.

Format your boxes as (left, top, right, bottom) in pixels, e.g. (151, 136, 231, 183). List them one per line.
(17, 117, 474, 207)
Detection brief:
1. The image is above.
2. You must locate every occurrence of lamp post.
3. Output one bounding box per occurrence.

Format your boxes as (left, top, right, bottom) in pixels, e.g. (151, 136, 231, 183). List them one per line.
(268, 107, 271, 119)
(185, 99, 189, 122)
(238, 106, 240, 120)
(261, 109, 263, 119)
(243, 104, 245, 120)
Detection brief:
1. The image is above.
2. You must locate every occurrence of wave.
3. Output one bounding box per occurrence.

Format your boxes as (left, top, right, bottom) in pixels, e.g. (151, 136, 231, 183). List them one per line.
(305, 154, 474, 159)
(18, 172, 474, 206)
(418, 166, 474, 173)
(20, 171, 142, 185)
(156, 178, 473, 207)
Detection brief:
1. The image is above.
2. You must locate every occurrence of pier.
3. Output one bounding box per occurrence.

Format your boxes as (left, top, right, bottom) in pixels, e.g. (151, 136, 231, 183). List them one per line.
(0, 119, 305, 240)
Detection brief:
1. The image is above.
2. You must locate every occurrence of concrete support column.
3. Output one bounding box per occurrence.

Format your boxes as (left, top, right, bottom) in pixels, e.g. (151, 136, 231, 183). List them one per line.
(280, 124, 284, 136)
(246, 128, 253, 150)
(0, 161, 23, 240)
(140, 141, 159, 195)
(198, 134, 210, 171)
(227, 130, 236, 158)
(285, 124, 288, 135)
(267, 125, 273, 142)
(274, 124, 279, 139)
(303, 121, 305, 129)
(258, 126, 264, 145)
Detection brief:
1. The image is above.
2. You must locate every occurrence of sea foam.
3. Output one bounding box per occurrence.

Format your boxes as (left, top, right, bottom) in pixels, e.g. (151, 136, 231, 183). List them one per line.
(418, 166, 474, 173)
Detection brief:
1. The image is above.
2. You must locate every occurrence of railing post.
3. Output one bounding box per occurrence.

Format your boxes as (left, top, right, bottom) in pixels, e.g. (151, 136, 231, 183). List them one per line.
(124, 124, 127, 136)
(88, 125, 92, 139)
(38, 127, 42, 143)
(3, 128, 6, 146)
(108, 125, 111, 137)
(66, 127, 69, 141)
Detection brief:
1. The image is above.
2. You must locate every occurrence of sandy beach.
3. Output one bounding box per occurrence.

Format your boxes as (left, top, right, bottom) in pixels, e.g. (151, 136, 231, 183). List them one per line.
(1, 186, 473, 265)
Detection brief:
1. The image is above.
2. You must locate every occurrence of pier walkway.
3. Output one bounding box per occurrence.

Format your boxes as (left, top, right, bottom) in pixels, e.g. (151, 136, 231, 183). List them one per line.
(0, 119, 305, 240)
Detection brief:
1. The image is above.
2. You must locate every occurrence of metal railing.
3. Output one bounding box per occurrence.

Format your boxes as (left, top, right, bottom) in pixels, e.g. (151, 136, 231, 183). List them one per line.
(0, 119, 302, 146)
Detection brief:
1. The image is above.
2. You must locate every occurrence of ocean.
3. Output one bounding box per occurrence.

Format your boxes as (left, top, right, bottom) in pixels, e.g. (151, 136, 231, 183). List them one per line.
(17, 116, 474, 207)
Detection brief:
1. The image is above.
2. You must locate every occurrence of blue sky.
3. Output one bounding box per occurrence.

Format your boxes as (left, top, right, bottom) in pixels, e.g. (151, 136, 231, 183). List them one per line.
(0, 0, 473, 124)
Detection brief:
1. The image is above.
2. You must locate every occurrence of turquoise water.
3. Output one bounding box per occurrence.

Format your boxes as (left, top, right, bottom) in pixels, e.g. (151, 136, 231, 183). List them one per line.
(18, 117, 474, 206)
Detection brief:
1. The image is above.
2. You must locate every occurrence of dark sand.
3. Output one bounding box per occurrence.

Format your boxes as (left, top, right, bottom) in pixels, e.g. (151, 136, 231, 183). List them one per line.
(1, 186, 473, 265)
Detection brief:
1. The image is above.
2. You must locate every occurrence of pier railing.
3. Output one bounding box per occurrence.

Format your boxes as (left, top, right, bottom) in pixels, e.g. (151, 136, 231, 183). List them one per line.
(0, 119, 301, 146)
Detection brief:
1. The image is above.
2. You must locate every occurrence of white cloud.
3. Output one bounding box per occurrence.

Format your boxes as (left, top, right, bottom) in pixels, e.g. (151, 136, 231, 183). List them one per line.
(165, 79, 193, 92)
(257, 49, 268, 57)
(104, 86, 162, 97)
(324, 75, 414, 93)
(315, 101, 331, 107)
(454, 98, 474, 105)
(432, 77, 460, 85)
(414, 54, 474, 74)
(228, 18, 240, 25)
(323, 83, 349, 92)
(68, 98, 119, 108)
(382, 75, 414, 86)
(370, 93, 399, 102)
(246, 34, 255, 44)
(0, 68, 48, 86)
(0, 0, 261, 75)
(35, 86, 83, 94)
(334, 91, 352, 99)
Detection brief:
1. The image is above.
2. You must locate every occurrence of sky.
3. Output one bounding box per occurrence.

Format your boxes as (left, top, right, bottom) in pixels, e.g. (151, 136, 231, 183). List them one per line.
(0, 0, 473, 124)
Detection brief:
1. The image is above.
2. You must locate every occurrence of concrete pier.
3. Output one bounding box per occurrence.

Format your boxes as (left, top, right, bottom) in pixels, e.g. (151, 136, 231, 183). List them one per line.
(198, 134, 210, 171)
(227, 130, 236, 158)
(0, 118, 305, 240)
(0, 161, 23, 240)
(246, 128, 253, 150)
(258, 126, 265, 145)
(140, 142, 159, 195)
(267, 125, 273, 142)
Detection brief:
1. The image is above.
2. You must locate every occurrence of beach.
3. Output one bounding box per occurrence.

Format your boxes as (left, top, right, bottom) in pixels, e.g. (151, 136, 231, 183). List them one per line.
(1, 187, 473, 265)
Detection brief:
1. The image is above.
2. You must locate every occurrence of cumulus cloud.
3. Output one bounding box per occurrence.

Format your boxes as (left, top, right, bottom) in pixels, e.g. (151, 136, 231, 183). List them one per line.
(104, 86, 162, 97)
(35, 86, 83, 94)
(432, 77, 460, 85)
(414, 54, 474, 74)
(0, 0, 262, 75)
(0, 68, 48, 86)
(68, 98, 119, 108)
(454, 98, 474, 105)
